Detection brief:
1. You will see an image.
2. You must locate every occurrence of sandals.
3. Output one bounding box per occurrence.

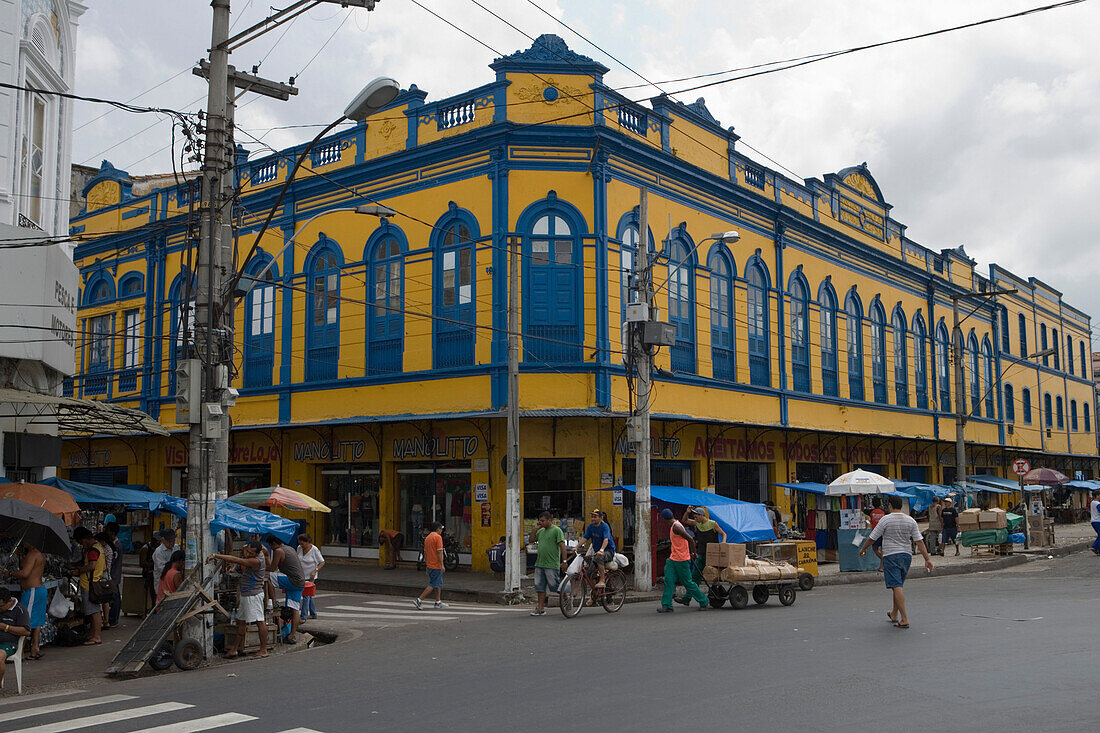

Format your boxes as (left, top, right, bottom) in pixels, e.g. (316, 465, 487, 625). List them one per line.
(893, 622, 910, 629)
(83, 639, 102, 646)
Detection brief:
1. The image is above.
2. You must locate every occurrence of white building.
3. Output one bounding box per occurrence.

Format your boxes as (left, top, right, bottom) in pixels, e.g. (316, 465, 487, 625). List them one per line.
(0, 0, 85, 236)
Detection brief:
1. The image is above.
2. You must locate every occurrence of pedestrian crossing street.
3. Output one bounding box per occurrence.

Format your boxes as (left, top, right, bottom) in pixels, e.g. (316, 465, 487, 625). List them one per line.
(0, 689, 319, 733)
(302, 594, 526, 628)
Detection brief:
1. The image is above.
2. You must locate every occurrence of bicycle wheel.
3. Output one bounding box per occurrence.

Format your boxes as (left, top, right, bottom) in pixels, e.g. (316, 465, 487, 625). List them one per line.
(559, 573, 586, 618)
(600, 571, 626, 613)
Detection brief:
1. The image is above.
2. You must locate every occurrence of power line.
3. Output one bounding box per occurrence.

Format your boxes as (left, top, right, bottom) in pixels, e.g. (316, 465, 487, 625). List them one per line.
(0, 81, 198, 121)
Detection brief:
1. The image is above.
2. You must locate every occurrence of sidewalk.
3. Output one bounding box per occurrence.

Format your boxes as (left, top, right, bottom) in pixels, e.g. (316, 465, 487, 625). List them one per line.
(316, 522, 1098, 602)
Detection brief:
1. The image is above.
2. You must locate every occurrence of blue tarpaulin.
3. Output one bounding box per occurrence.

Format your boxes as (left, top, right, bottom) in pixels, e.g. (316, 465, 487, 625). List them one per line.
(612, 485, 776, 543)
(40, 476, 188, 518)
(775, 482, 829, 495)
(210, 500, 299, 543)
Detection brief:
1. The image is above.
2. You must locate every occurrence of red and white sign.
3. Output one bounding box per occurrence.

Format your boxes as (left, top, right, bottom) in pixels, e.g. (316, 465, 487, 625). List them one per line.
(1012, 459, 1031, 476)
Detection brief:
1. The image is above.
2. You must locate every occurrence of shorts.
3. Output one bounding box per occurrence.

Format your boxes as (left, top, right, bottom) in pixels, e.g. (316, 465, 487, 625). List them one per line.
(276, 574, 304, 612)
(80, 589, 101, 616)
(942, 527, 958, 544)
(533, 566, 560, 593)
(883, 553, 912, 589)
(0, 642, 16, 657)
(428, 568, 444, 588)
(590, 550, 613, 565)
(238, 594, 265, 624)
(20, 586, 47, 629)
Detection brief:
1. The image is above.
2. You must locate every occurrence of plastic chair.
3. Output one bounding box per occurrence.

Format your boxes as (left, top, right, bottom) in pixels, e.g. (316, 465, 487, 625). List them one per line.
(1, 636, 24, 694)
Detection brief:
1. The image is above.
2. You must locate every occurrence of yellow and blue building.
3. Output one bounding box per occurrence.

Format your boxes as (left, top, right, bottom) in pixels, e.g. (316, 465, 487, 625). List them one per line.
(63, 35, 1098, 570)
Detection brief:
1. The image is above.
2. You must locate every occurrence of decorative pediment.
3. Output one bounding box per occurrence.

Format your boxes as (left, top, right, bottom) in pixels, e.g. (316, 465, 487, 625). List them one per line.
(81, 160, 133, 213)
(490, 34, 609, 80)
(834, 163, 884, 204)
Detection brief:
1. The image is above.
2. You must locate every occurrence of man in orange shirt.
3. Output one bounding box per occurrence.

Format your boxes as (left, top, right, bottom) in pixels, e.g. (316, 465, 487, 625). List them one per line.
(414, 522, 449, 610)
(657, 508, 709, 613)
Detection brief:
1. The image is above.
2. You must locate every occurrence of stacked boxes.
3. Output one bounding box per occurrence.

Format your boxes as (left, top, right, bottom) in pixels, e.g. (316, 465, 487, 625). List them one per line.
(705, 543, 747, 568)
(978, 508, 1008, 530)
(958, 508, 981, 531)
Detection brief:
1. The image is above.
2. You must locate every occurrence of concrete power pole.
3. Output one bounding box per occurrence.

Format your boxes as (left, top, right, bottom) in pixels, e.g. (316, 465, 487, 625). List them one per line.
(505, 235, 522, 592)
(632, 188, 652, 592)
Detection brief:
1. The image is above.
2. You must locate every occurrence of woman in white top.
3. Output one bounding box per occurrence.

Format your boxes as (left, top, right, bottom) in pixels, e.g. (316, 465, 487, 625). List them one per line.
(297, 533, 325, 620)
(1090, 490, 1100, 555)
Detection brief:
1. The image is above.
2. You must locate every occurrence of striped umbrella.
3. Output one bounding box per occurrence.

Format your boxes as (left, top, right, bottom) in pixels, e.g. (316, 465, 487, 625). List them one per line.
(228, 485, 331, 513)
(1021, 467, 1069, 486)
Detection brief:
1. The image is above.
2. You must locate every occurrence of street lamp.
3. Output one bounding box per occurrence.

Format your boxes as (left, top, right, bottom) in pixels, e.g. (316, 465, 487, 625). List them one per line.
(652, 231, 740, 298)
(229, 77, 401, 301)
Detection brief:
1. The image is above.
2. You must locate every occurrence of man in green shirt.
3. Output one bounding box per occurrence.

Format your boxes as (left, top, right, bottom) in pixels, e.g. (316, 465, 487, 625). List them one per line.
(529, 511, 567, 616)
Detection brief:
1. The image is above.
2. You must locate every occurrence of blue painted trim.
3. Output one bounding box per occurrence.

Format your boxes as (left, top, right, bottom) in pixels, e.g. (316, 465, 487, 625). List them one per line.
(121, 205, 150, 220)
(490, 149, 508, 409)
(82, 269, 116, 305)
(279, 219, 296, 422)
(354, 120, 366, 165)
(593, 154, 610, 406)
(776, 227, 788, 425)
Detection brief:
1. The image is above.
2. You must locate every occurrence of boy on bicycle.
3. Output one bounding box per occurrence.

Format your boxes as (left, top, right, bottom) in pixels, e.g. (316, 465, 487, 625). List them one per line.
(577, 509, 615, 588)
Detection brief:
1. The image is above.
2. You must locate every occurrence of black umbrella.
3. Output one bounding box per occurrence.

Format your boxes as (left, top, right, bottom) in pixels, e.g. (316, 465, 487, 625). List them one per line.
(0, 497, 71, 556)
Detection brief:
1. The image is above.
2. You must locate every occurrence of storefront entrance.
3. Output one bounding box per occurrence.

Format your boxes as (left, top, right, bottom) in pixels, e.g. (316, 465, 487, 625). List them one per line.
(714, 461, 769, 502)
(322, 465, 381, 557)
(397, 461, 472, 562)
(523, 458, 584, 522)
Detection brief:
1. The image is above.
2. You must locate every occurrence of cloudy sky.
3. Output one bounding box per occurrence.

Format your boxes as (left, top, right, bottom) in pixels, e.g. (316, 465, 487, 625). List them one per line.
(73, 0, 1100, 331)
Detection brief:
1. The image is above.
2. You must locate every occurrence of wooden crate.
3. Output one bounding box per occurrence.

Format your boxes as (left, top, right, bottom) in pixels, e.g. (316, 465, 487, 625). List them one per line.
(969, 545, 996, 558)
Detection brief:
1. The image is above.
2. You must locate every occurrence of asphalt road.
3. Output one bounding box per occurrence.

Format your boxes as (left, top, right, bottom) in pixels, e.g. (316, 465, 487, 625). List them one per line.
(4, 552, 1098, 732)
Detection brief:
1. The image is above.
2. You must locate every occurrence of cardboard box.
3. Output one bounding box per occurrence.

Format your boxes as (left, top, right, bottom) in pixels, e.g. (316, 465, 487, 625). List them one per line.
(979, 509, 1007, 530)
(757, 565, 782, 581)
(721, 566, 760, 582)
(702, 565, 722, 583)
(706, 543, 746, 568)
(958, 509, 981, 530)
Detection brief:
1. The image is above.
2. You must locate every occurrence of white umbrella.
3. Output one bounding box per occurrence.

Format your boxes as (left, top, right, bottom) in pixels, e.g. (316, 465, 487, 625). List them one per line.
(826, 469, 895, 496)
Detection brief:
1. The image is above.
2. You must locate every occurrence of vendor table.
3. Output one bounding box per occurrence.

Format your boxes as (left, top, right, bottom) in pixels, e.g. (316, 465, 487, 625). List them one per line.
(837, 529, 881, 572)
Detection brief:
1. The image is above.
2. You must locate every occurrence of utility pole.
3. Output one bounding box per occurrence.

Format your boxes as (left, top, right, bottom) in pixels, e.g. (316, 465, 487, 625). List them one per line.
(505, 235, 522, 592)
(632, 188, 652, 592)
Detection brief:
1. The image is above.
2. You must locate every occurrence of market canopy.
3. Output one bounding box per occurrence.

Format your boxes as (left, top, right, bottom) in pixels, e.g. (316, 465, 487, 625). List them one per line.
(961, 482, 1012, 494)
(612, 485, 775, 543)
(1064, 480, 1100, 491)
(39, 476, 187, 518)
(0, 387, 169, 436)
(775, 482, 829, 495)
(210, 499, 299, 543)
(826, 469, 894, 496)
(968, 474, 1020, 491)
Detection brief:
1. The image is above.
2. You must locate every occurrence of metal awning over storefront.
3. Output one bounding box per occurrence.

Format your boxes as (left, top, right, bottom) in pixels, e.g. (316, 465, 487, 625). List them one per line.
(0, 387, 168, 436)
(968, 474, 1020, 491)
(961, 481, 1012, 494)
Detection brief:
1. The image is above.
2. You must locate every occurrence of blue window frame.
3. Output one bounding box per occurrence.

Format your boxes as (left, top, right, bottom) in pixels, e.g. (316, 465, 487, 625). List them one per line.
(83, 272, 115, 307)
(1022, 387, 1032, 424)
(119, 272, 143, 298)
(243, 257, 277, 388)
(1040, 324, 1048, 366)
(870, 302, 886, 404)
(1000, 308, 1010, 354)
(434, 213, 477, 369)
(913, 314, 927, 410)
(619, 223, 639, 326)
(982, 338, 994, 417)
(819, 283, 838, 397)
(120, 309, 140, 392)
(789, 274, 809, 393)
(85, 313, 113, 395)
(1004, 384, 1015, 422)
(1071, 399, 1078, 431)
(846, 292, 864, 401)
(1018, 313, 1027, 357)
(1068, 335, 1074, 376)
(746, 260, 770, 387)
(522, 201, 583, 364)
(1085, 403, 1091, 433)
(305, 239, 342, 381)
(937, 322, 950, 412)
(892, 307, 908, 407)
(668, 238, 696, 374)
(167, 271, 195, 395)
(1044, 393, 1052, 428)
(968, 333, 981, 417)
(368, 231, 404, 375)
(709, 249, 734, 382)
(1056, 395, 1064, 429)
(1081, 341, 1088, 379)
(1052, 328, 1059, 370)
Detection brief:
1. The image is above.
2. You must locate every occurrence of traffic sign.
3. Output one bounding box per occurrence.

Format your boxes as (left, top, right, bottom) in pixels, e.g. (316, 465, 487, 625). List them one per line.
(1012, 458, 1031, 476)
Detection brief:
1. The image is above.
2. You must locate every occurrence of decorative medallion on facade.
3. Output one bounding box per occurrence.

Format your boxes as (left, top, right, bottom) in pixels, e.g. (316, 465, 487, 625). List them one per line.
(515, 78, 584, 105)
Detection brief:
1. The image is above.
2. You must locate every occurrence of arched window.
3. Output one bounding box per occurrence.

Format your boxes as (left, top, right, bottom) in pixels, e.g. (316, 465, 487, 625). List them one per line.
(1071, 399, 1078, 431)
(1085, 403, 1091, 433)
(968, 333, 981, 417)
(1040, 323, 1048, 366)
(1052, 328, 1059, 370)
(243, 257, 277, 388)
(1004, 384, 1015, 422)
(870, 302, 886, 404)
(167, 271, 195, 395)
(709, 248, 735, 381)
(619, 220, 640, 325)
(1021, 387, 1032, 424)
(819, 283, 838, 397)
(522, 199, 582, 363)
(305, 239, 342, 381)
(846, 291, 864, 400)
(1018, 313, 1027, 356)
(1000, 308, 1010, 353)
(433, 211, 477, 369)
(1081, 341, 1088, 379)
(83, 272, 115, 306)
(982, 338, 995, 417)
(1056, 395, 1064, 429)
(746, 260, 770, 387)
(1068, 334, 1074, 376)
(119, 273, 143, 298)
(892, 307, 908, 407)
(668, 237, 696, 374)
(912, 314, 927, 409)
(1044, 393, 1053, 428)
(368, 232, 404, 375)
(789, 274, 809, 392)
(936, 322, 950, 412)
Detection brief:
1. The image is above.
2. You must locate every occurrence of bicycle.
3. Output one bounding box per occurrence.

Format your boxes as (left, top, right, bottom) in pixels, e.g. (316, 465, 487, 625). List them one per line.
(559, 552, 627, 618)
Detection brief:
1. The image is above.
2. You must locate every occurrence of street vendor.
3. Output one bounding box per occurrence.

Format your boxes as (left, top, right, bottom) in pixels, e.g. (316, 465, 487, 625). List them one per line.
(682, 506, 725, 581)
(4, 541, 45, 659)
(208, 541, 268, 659)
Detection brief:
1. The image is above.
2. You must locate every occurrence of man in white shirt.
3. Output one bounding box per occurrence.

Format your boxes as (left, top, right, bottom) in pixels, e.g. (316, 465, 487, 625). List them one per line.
(152, 529, 177, 583)
(858, 496, 934, 629)
(1090, 490, 1100, 555)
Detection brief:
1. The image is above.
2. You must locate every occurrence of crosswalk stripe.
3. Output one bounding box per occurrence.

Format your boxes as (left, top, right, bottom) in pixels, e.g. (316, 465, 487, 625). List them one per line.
(308, 610, 459, 622)
(348, 600, 506, 613)
(0, 694, 136, 724)
(329, 603, 497, 616)
(136, 712, 258, 732)
(275, 728, 326, 733)
(0, 689, 82, 708)
(7, 701, 191, 733)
